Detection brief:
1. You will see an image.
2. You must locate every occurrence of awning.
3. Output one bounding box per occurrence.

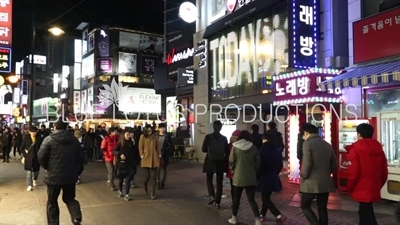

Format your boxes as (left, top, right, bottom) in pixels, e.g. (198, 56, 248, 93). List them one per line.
(320, 61, 400, 91)
(203, 0, 281, 38)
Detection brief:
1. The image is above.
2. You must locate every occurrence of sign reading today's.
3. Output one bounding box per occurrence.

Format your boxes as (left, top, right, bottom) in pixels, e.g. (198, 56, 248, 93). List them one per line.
(0, 46, 11, 72)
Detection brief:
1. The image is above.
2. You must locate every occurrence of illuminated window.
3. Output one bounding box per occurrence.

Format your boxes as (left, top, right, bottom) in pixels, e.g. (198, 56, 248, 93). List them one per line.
(119, 76, 139, 83)
(98, 76, 111, 82)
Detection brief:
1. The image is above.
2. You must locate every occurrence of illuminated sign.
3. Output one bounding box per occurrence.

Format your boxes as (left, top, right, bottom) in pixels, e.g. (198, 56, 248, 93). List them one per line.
(194, 40, 207, 68)
(177, 68, 195, 86)
(226, 0, 237, 12)
(289, 0, 318, 68)
(0, 46, 11, 72)
(273, 68, 341, 105)
(179, 2, 198, 23)
(0, 0, 11, 46)
(29, 54, 46, 65)
(166, 47, 194, 65)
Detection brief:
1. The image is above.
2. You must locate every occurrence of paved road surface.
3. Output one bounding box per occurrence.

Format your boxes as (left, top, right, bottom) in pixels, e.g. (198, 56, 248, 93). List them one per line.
(0, 158, 398, 225)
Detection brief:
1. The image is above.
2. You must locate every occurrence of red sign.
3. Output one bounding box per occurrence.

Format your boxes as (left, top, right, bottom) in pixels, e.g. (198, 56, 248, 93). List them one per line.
(274, 73, 340, 103)
(226, 0, 237, 12)
(165, 47, 194, 65)
(353, 7, 400, 64)
(0, 0, 12, 47)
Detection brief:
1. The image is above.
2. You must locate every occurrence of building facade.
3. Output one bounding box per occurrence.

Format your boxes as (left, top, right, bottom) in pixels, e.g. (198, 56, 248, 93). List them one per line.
(193, 0, 350, 161)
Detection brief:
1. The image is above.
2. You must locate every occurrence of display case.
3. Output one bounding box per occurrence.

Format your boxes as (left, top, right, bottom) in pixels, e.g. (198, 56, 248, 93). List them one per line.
(337, 119, 370, 193)
(378, 112, 400, 201)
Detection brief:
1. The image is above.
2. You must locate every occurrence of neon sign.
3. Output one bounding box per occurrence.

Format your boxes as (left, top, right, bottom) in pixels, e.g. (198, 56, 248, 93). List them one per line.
(165, 47, 194, 65)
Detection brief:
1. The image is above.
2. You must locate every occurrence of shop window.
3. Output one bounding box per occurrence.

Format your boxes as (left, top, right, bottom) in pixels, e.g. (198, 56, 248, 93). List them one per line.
(88, 77, 94, 84)
(362, 0, 400, 18)
(366, 88, 400, 117)
(98, 75, 111, 82)
(119, 75, 139, 83)
(35, 78, 46, 86)
(211, 0, 226, 19)
(35, 65, 46, 72)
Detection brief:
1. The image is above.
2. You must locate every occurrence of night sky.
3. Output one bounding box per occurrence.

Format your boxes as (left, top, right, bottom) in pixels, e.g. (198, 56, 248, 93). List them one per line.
(12, 0, 164, 70)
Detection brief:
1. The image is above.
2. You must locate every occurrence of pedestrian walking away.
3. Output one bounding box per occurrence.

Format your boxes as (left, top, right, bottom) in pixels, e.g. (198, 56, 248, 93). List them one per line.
(227, 130, 241, 201)
(38, 120, 85, 225)
(156, 123, 173, 189)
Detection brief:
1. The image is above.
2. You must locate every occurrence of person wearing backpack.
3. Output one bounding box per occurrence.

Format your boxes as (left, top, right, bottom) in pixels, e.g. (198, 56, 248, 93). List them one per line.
(202, 120, 229, 209)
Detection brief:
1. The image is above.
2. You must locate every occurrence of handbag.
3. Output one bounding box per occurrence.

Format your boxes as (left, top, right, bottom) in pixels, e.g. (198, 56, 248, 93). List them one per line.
(21, 142, 36, 165)
(117, 160, 129, 176)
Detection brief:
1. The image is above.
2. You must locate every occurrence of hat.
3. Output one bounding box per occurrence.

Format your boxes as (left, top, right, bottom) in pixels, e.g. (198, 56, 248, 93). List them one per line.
(74, 130, 82, 138)
(231, 130, 241, 137)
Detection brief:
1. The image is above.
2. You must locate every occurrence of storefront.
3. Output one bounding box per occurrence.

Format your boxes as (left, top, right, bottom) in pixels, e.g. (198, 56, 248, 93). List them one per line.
(320, 7, 400, 201)
(273, 68, 342, 183)
(32, 97, 60, 126)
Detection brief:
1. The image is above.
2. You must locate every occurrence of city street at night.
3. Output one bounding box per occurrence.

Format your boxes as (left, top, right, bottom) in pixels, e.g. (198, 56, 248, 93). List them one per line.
(0, 160, 397, 225)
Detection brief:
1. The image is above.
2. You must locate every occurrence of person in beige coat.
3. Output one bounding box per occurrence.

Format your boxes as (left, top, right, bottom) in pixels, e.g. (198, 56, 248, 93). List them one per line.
(139, 125, 161, 199)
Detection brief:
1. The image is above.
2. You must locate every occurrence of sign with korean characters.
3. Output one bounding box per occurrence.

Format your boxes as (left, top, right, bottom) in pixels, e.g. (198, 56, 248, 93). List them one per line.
(353, 7, 400, 64)
(289, 0, 319, 68)
(274, 73, 340, 102)
(0, 46, 10, 72)
(0, 0, 11, 47)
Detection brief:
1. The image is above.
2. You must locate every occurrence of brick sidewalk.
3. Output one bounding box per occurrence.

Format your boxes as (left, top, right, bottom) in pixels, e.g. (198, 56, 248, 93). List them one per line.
(0, 159, 398, 225)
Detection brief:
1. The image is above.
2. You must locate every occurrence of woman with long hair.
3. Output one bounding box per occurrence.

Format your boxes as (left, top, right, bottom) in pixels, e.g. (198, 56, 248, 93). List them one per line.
(257, 133, 287, 224)
(139, 125, 160, 200)
(228, 130, 261, 225)
(113, 130, 138, 201)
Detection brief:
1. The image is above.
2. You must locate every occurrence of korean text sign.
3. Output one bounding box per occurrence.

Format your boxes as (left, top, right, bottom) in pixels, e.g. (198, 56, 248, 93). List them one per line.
(0, 46, 11, 72)
(274, 73, 340, 102)
(289, 0, 318, 68)
(0, 0, 11, 47)
(353, 7, 400, 64)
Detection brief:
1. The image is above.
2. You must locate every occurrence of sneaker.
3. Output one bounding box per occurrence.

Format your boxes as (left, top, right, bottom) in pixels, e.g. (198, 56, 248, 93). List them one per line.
(73, 219, 81, 225)
(124, 194, 131, 201)
(276, 216, 287, 225)
(215, 203, 220, 209)
(255, 218, 261, 225)
(259, 216, 266, 222)
(131, 182, 137, 188)
(107, 181, 116, 191)
(228, 216, 237, 224)
(118, 191, 123, 197)
(27, 186, 32, 191)
(208, 196, 215, 205)
(33, 180, 37, 187)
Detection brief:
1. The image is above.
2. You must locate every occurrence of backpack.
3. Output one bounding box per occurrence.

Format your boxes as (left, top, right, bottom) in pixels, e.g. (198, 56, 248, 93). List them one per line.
(207, 135, 226, 161)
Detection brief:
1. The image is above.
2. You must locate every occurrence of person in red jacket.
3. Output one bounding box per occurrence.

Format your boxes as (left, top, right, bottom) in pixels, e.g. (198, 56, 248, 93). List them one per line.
(227, 130, 241, 200)
(101, 127, 119, 191)
(345, 123, 388, 225)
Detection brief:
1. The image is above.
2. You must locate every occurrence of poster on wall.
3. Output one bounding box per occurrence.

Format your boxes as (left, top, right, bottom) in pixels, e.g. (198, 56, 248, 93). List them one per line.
(82, 53, 94, 77)
(166, 96, 178, 132)
(81, 89, 87, 113)
(97, 57, 113, 73)
(119, 31, 163, 52)
(82, 28, 88, 55)
(88, 33, 95, 51)
(87, 87, 94, 113)
(118, 52, 137, 73)
(118, 88, 161, 113)
(141, 55, 157, 75)
(73, 91, 81, 114)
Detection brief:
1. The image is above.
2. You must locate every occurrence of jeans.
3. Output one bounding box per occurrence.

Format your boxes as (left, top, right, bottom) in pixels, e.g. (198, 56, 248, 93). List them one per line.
(2, 146, 10, 161)
(27, 170, 39, 186)
(232, 186, 260, 217)
(143, 167, 157, 195)
(206, 173, 223, 204)
(46, 184, 82, 225)
(118, 173, 132, 195)
(359, 202, 378, 225)
(301, 192, 329, 225)
(260, 191, 281, 217)
(157, 164, 167, 183)
(105, 162, 114, 185)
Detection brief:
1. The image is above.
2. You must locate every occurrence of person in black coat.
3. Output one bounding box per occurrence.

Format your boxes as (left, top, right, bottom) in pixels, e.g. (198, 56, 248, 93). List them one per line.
(1, 127, 13, 162)
(250, 124, 263, 149)
(202, 120, 229, 208)
(12, 127, 23, 158)
(20, 126, 44, 191)
(38, 120, 84, 225)
(156, 123, 173, 189)
(256, 133, 287, 224)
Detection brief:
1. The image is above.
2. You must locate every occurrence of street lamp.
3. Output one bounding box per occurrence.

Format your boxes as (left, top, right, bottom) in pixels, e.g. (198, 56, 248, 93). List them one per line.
(28, 23, 65, 125)
(7, 75, 19, 83)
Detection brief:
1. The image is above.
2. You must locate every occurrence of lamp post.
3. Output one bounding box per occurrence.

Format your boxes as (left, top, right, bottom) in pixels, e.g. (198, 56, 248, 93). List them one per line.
(28, 21, 64, 125)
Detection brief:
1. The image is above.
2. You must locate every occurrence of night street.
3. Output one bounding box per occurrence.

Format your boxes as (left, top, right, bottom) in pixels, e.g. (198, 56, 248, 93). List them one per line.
(0, 159, 397, 225)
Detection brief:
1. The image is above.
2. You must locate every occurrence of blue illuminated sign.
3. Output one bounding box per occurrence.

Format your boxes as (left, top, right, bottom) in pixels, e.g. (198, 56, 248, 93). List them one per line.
(0, 47, 11, 73)
(289, 0, 318, 68)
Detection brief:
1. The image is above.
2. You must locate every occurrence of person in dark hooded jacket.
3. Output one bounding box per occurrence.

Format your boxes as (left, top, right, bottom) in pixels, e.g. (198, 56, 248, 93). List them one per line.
(250, 124, 263, 149)
(265, 122, 284, 151)
(38, 120, 85, 225)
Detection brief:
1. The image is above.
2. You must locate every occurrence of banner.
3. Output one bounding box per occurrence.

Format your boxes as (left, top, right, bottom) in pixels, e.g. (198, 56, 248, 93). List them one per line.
(97, 57, 112, 73)
(118, 88, 161, 113)
(119, 32, 163, 52)
(87, 87, 94, 113)
(98, 25, 110, 57)
(118, 52, 137, 73)
(0, 0, 12, 47)
(73, 91, 81, 114)
(141, 55, 157, 75)
(81, 89, 87, 113)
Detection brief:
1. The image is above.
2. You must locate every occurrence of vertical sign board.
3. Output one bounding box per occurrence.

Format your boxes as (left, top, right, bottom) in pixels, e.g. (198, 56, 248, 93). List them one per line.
(0, 0, 12, 47)
(0, 47, 11, 72)
(289, 0, 319, 68)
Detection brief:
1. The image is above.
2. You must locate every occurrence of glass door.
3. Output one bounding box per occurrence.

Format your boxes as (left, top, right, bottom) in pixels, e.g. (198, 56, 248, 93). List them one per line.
(379, 112, 400, 166)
